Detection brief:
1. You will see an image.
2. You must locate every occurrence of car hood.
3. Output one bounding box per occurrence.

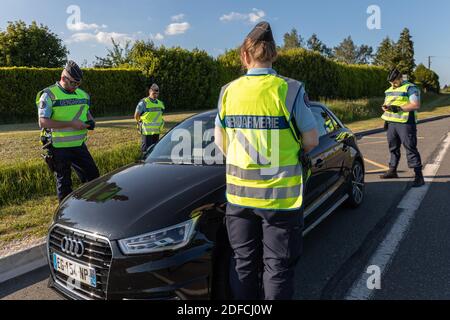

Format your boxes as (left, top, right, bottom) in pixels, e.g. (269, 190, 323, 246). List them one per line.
(55, 162, 226, 240)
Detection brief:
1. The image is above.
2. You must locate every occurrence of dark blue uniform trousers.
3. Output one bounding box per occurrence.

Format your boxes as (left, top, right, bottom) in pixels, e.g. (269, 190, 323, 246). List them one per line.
(226, 203, 303, 300)
(52, 144, 100, 202)
(387, 122, 422, 170)
(141, 134, 160, 154)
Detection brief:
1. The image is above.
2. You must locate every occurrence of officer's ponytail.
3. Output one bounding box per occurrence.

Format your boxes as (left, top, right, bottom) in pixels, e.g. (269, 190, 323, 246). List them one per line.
(240, 37, 278, 66)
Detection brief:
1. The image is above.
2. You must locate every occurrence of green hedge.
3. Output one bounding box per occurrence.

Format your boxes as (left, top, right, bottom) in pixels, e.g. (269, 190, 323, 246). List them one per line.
(217, 48, 388, 100)
(136, 47, 221, 113)
(0, 67, 147, 124)
(0, 49, 388, 124)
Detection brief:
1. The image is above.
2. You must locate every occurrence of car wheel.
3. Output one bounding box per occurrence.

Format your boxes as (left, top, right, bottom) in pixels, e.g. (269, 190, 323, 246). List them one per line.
(346, 160, 365, 208)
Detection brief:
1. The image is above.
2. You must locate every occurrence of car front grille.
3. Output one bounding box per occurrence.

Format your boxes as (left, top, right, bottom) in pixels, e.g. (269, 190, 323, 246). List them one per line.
(48, 225, 113, 300)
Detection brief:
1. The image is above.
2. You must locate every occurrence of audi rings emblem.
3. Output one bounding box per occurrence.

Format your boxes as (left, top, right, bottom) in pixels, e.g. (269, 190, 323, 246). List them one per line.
(61, 237, 85, 258)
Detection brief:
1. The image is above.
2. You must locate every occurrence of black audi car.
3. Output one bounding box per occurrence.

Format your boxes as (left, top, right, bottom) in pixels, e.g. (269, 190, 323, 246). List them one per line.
(47, 103, 365, 300)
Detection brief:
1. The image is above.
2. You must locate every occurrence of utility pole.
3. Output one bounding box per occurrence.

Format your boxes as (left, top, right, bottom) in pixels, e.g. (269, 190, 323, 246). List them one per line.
(427, 56, 450, 69)
(428, 56, 436, 69)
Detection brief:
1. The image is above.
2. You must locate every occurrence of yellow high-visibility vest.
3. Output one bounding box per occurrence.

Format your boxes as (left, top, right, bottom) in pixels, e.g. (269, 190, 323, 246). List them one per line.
(382, 82, 418, 124)
(36, 85, 90, 148)
(140, 98, 165, 135)
(218, 74, 304, 210)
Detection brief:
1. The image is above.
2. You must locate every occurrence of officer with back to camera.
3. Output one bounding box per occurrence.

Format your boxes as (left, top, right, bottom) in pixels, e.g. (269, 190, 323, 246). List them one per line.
(214, 22, 319, 300)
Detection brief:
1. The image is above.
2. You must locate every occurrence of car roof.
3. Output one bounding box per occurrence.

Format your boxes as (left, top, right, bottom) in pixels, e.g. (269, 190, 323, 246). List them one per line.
(181, 103, 346, 134)
(193, 110, 217, 118)
(193, 102, 331, 119)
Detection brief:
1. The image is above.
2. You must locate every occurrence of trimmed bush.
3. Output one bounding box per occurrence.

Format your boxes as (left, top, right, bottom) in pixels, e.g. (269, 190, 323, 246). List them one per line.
(0, 67, 147, 123)
(0, 49, 388, 124)
(216, 48, 388, 99)
(135, 47, 221, 113)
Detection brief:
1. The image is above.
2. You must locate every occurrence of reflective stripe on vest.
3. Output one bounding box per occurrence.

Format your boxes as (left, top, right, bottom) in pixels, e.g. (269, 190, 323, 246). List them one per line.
(219, 74, 304, 211)
(36, 85, 89, 148)
(227, 164, 302, 181)
(382, 82, 418, 124)
(141, 98, 164, 135)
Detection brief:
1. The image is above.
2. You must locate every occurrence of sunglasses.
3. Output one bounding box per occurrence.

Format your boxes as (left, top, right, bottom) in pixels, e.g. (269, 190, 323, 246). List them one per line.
(63, 76, 81, 87)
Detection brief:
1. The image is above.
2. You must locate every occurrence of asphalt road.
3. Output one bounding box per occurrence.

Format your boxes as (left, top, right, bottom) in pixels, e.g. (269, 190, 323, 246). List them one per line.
(1, 117, 450, 300)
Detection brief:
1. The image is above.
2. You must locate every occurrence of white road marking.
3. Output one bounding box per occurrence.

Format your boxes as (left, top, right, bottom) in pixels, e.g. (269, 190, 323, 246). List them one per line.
(345, 132, 450, 300)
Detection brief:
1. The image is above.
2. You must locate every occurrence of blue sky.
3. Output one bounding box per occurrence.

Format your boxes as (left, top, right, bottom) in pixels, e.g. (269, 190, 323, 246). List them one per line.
(1, 0, 450, 85)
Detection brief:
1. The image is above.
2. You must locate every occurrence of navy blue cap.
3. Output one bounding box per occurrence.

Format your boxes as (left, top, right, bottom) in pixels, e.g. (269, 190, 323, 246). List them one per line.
(65, 60, 83, 81)
(246, 21, 274, 43)
(388, 68, 401, 82)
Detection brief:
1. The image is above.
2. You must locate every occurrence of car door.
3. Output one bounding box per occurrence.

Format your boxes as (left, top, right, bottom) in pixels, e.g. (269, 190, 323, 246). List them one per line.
(311, 105, 348, 190)
(303, 107, 332, 207)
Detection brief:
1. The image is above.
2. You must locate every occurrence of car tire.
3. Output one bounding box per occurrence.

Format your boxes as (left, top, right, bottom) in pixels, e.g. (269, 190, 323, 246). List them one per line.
(345, 159, 365, 208)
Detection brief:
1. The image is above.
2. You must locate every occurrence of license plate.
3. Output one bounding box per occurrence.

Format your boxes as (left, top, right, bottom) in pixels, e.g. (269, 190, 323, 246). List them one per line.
(53, 253, 97, 288)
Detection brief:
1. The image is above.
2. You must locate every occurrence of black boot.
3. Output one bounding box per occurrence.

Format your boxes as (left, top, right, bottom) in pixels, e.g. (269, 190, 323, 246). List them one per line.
(380, 168, 399, 179)
(412, 168, 425, 188)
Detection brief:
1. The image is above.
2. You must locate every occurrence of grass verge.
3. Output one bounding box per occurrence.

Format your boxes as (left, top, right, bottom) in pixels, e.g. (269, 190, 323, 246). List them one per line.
(0, 142, 141, 207)
(0, 195, 57, 251)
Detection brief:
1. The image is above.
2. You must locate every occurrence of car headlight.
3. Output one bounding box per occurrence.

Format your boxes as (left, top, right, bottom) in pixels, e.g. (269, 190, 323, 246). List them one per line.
(118, 217, 199, 255)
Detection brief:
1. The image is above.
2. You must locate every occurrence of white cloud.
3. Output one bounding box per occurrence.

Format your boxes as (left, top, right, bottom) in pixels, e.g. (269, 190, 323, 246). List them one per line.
(171, 14, 185, 22)
(248, 9, 266, 23)
(150, 33, 165, 41)
(165, 22, 190, 36)
(66, 31, 133, 45)
(220, 12, 246, 22)
(220, 8, 266, 23)
(67, 22, 107, 32)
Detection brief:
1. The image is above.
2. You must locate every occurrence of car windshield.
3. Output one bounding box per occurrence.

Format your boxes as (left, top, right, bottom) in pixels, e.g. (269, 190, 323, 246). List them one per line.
(145, 112, 225, 165)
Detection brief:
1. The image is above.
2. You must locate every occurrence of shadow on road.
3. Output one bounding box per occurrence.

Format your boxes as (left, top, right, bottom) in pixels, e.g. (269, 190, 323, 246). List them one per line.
(0, 266, 50, 299)
(298, 179, 450, 300)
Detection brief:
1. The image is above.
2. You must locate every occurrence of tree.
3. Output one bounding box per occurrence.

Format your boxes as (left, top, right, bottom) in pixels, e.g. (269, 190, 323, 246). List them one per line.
(283, 28, 303, 49)
(395, 28, 415, 77)
(333, 36, 357, 64)
(414, 64, 440, 93)
(0, 20, 68, 67)
(93, 38, 132, 68)
(374, 37, 396, 69)
(307, 33, 332, 57)
(333, 36, 373, 64)
(93, 39, 161, 76)
(356, 45, 373, 64)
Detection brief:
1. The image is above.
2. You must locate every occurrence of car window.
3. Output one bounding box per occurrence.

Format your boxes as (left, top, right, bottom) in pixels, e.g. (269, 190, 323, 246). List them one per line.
(146, 113, 225, 165)
(311, 107, 340, 137)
